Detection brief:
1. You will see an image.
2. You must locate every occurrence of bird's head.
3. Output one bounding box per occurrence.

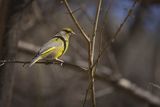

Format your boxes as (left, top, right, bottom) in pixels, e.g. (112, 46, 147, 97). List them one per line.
(62, 28, 76, 35)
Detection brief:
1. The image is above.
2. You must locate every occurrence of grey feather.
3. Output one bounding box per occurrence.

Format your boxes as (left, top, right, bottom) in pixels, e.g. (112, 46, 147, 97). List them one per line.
(38, 32, 66, 54)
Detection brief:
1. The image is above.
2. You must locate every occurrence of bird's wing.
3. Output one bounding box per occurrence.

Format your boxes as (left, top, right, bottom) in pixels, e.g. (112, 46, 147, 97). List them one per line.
(38, 36, 66, 55)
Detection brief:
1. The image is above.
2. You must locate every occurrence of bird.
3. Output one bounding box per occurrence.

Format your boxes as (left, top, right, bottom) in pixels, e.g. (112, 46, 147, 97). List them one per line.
(29, 28, 75, 67)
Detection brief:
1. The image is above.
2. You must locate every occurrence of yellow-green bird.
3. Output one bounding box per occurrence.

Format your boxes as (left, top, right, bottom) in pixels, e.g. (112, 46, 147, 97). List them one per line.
(29, 28, 75, 67)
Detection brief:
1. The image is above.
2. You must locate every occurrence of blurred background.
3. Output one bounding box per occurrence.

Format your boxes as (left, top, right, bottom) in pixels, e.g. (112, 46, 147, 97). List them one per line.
(0, 0, 160, 107)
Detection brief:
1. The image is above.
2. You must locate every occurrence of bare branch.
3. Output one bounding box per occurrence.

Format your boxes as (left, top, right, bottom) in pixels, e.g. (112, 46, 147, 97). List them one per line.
(83, 82, 91, 107)
(92, 0, 102, 38)
(63, 0, 90, 43)
(0, 60, 88, 71)
(96, 71, 160, 107)
(1, 60, 160, 106)
(88, 0, 103, 106)
(93, 0, 138, 68)
(150, 82, 160, 90)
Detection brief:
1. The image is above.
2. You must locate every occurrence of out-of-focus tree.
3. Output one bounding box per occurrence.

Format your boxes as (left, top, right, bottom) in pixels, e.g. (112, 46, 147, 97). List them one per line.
(1, 0, 160, 107)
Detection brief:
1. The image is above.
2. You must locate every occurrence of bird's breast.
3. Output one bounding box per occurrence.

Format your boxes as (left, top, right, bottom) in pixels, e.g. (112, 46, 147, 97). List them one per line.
(51, 46, 64, 58)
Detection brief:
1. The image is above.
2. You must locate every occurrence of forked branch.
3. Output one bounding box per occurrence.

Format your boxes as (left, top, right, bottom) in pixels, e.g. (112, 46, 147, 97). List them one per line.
(88, 0, 103, 107)
(63, 0, 90, 43)
(93, 0, 138, 68)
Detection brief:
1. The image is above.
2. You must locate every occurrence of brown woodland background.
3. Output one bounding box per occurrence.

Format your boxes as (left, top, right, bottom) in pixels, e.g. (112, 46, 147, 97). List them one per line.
(0, 0, 160, 107)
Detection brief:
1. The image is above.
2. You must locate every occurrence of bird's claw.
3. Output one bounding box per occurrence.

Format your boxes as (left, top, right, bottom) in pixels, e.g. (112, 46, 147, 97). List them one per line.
(55, 58, 64, 66)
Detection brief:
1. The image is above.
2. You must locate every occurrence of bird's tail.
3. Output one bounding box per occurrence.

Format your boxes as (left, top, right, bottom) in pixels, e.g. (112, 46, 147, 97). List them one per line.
(29, 55, 42, 67)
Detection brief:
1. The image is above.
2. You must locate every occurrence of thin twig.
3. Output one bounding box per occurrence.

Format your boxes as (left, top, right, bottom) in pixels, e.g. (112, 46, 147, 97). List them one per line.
(150, 83, 160, 90)
(93, 0, 137, 68)
(70, 7, 81, 14)
(99, 0, 114, 53)
(63, 0, 90, 43)
(83, 81, 91, 107)
(88, 0, 103, 107)
(0, 60, 88, 71)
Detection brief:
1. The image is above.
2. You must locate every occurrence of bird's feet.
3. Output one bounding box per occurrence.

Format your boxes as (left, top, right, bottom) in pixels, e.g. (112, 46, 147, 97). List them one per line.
(55, 58, 64, 66)
(44, 58, 64, 66)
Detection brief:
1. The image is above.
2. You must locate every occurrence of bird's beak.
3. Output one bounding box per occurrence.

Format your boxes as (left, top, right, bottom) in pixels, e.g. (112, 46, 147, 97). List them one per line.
(72, 31, 76, 35)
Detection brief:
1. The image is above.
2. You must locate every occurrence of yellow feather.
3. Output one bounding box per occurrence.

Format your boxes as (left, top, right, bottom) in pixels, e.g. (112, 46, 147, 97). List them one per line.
(29, 56, 42, 67)
(29, 47, 56, 67)
(41, 47, 56, 57)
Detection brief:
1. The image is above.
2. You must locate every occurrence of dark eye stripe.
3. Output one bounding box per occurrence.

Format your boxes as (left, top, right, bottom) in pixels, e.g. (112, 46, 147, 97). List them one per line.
(63, 29, 71, 33)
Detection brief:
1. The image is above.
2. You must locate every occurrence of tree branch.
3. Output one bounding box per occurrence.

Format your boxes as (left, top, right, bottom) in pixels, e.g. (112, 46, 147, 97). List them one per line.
(93, 0, 138, 68)
(1, 59, 160, 106)
(96, 71, 160, 107)
(0, 60, 88, 71)
(63, 0, 90, 43)
(88, 0, 103, 106)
